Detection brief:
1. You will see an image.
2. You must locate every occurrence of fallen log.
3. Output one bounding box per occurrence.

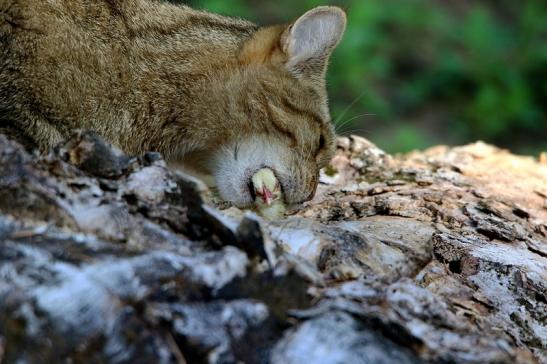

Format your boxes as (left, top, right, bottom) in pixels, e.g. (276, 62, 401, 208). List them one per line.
(0, 132, 545, 363)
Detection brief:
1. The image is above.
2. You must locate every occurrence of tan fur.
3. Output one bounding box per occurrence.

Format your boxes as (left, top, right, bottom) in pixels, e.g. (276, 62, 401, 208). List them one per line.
(0, 0, 345, 206)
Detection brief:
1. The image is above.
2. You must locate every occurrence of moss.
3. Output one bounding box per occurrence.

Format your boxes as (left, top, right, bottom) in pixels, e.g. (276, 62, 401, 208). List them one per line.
(323, 164, 339, 177)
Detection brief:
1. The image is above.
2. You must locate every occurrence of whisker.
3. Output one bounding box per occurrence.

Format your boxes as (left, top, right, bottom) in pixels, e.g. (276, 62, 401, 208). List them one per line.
(333, 90, 368, 125)
(335, 113, 376, 134)
(337, 127, 373, 136)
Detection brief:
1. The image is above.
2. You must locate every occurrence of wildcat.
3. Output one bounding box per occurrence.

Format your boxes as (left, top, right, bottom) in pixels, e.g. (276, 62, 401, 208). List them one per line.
(0, 0, 346, 207)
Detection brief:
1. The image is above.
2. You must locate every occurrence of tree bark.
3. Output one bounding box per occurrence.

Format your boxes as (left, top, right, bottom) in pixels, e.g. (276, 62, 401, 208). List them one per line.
(0, 132, 545, 364)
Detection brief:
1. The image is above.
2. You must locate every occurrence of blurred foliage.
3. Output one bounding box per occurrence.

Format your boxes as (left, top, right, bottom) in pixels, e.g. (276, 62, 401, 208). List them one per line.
(181, 0, 547, 155)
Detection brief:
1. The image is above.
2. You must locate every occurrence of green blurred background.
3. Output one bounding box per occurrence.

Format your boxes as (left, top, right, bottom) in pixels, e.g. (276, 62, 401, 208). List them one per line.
(180, 0, 547, 155)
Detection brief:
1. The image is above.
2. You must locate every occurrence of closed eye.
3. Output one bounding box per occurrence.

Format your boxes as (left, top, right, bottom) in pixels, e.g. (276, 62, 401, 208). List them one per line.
(318, 134, 325, 150)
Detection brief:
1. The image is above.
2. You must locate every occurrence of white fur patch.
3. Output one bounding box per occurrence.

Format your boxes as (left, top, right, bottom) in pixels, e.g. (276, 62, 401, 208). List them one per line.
(212, 136, 292, 207)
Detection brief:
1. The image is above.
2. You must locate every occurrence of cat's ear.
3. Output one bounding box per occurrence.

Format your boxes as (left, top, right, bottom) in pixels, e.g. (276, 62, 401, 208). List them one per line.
(281, 6, 346, 77)
(238, 6, 346, 77)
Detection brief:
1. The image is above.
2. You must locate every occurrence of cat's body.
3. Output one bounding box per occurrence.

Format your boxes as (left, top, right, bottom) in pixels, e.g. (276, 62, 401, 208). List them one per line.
(0, 0, 345, 207)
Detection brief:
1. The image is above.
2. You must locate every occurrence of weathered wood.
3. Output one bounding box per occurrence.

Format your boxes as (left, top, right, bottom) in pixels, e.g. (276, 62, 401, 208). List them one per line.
(0, 132, 545, 364)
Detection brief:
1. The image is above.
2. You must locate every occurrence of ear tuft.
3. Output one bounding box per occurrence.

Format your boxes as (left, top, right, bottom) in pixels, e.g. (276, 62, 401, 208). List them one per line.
(238, 25, 287, 65)
(282, 6, 346, 76)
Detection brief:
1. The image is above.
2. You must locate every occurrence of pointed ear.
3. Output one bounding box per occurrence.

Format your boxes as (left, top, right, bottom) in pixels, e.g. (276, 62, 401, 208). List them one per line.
(281, 6, 346, 77)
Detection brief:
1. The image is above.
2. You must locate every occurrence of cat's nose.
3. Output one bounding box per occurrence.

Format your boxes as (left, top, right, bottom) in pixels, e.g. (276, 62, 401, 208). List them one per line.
(305, 171, 319, 201)
(282, 169, 319, 204)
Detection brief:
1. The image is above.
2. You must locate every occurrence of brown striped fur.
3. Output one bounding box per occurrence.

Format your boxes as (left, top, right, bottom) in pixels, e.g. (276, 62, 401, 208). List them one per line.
(0, 0, 346, 206)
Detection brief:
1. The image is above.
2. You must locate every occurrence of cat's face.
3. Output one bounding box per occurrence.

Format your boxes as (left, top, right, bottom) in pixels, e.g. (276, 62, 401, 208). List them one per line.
(212, 70, 337, 207)
(211, 7, 346, 207)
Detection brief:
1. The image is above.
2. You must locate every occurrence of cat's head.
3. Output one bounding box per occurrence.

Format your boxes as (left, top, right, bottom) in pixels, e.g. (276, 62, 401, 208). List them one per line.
(212, 6, 346, 207)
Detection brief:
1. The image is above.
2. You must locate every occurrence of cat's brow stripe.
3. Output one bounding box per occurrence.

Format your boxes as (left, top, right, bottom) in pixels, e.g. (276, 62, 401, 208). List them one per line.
(259, 81, 323, 126)
(280, 96, 323, 125)
(263, 101, 297, 146)
(280, 97, 326, 157)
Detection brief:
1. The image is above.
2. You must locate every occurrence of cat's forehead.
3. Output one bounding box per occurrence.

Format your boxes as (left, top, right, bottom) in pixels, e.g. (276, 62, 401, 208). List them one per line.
(258, 70, 329, 116)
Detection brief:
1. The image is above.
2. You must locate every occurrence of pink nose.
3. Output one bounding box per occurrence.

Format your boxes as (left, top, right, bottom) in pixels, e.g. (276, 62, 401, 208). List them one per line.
(257, 187, 274, 205)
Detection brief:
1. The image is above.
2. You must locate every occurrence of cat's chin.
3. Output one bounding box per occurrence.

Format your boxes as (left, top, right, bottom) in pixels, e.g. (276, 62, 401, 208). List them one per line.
(168, 158, 255, 207)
